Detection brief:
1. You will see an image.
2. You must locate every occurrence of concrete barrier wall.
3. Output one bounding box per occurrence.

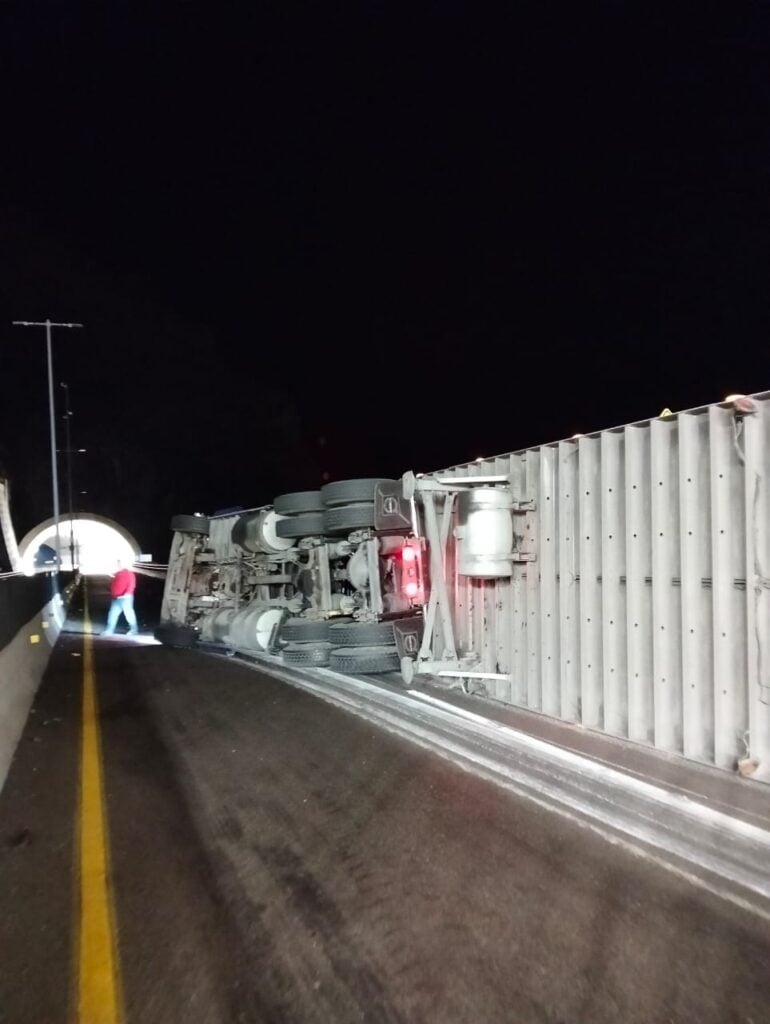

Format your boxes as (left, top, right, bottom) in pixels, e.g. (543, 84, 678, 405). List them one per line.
(0, 575, 72, 794)
(0, 575, 54, 649)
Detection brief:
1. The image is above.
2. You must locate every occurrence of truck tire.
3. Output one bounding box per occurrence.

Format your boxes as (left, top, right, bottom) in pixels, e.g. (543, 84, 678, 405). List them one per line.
(329, 645, 401, 674)
(154, 622, 198, 648)
(282, 642, 332, 668)
(322, 503, 375, 534)
(274, 491, 324, 515)
(275, 512, 326, 539)
(328, 619, 396, 647)
(321, 479, 396, 507)
(280, 618, 330, 642)
(170, 514, 210, 535)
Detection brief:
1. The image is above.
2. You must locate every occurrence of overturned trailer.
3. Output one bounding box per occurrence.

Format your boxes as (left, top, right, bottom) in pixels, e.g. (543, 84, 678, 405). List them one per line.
(158, 391, 770, 781)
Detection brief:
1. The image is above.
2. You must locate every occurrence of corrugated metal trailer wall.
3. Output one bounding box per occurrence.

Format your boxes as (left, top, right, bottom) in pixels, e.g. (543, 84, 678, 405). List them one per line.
(427, 393, 770, 776)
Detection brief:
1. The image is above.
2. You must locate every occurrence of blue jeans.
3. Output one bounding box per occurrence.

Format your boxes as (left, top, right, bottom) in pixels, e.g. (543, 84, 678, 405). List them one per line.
(104, 595, 138, 635)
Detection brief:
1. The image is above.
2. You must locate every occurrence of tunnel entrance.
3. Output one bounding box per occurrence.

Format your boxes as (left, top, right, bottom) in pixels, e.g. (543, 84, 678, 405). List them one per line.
(19, 514, 141, 574)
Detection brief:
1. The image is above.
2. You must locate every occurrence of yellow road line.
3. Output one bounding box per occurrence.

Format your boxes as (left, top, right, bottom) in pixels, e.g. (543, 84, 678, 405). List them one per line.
(78, 586, 123, 1024)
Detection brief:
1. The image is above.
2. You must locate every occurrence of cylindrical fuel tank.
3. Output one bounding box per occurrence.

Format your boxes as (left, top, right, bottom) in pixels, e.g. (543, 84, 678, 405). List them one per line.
(230, 605, 284, 651)
(456, 488, 513, 578)
(199, 607, 236, 643)
(232, 509, 294, 554)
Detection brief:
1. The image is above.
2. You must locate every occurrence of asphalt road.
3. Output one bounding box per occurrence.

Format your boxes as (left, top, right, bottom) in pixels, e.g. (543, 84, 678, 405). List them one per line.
(1, 579, 770, 1023)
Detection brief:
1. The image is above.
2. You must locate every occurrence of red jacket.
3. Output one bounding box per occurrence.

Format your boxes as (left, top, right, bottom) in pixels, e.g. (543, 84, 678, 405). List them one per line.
(111, 568, 136, 598)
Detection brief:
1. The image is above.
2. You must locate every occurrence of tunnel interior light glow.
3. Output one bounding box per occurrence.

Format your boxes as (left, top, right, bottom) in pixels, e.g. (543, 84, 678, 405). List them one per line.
(19, 515, 140, 575)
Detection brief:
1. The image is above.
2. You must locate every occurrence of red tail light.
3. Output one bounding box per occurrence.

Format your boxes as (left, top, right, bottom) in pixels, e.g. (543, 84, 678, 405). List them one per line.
(400, 541, 424, 603)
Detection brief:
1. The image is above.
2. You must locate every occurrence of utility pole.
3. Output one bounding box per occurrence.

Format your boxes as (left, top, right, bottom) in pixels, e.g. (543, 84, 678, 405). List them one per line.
(12, 320, 83, 571)
(60, 382, 76, 570)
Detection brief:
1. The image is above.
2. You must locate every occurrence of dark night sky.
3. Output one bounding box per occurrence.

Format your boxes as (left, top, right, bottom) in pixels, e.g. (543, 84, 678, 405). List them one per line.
(0, 3, 767, 559)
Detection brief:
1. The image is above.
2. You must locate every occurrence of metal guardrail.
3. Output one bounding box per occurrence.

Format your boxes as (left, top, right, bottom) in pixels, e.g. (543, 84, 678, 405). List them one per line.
(132, 562, 167, 579)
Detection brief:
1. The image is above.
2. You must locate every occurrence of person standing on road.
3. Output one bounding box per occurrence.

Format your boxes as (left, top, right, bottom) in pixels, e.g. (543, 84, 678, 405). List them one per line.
(103, 559, 139, 636)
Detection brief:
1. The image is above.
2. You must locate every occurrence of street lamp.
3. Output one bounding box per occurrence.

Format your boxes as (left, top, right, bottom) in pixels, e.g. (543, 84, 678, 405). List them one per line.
(12, 319, 83, 571)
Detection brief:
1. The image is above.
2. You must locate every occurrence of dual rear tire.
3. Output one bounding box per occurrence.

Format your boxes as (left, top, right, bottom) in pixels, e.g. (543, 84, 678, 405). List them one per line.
(279, 617, 400, 675)
(272, 480, 396, 539)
